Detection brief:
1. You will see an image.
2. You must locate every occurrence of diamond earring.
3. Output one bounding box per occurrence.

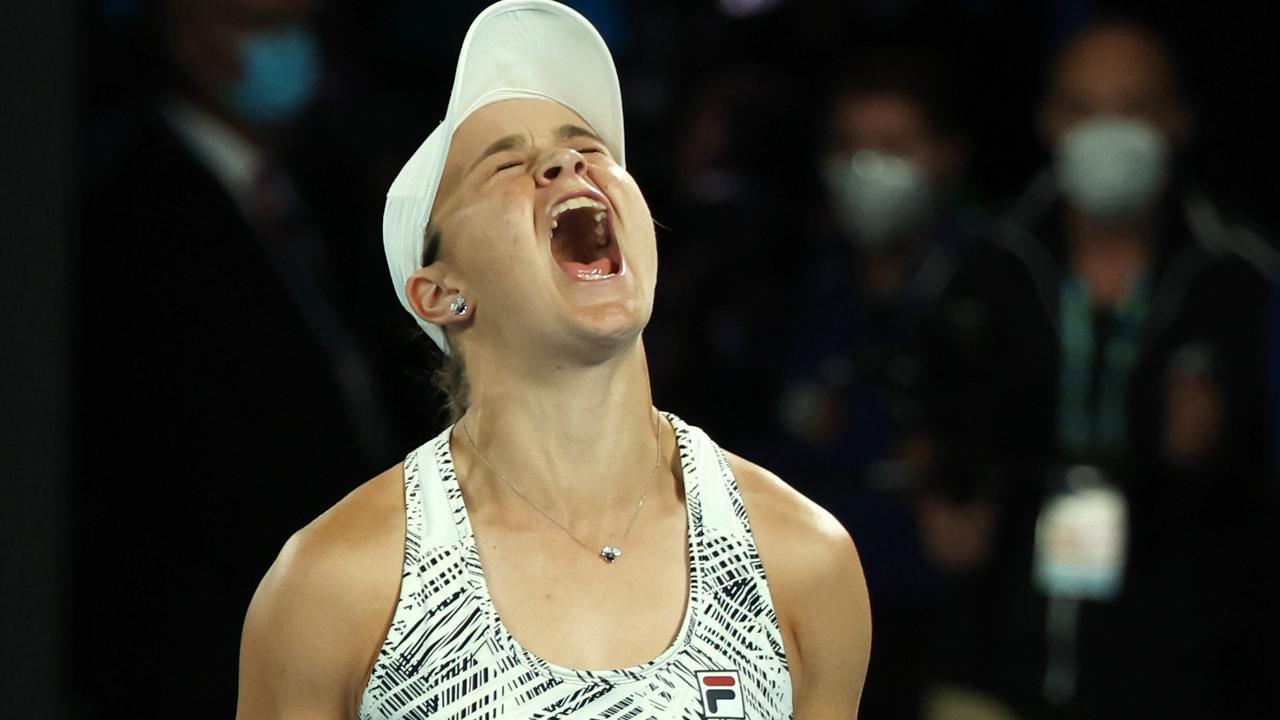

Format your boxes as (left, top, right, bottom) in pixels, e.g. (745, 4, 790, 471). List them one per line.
(449, 295, 468, 316)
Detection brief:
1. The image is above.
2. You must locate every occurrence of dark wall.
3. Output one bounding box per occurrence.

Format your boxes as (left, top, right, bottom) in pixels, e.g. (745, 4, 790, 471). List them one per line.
(0, 1, 74, 718)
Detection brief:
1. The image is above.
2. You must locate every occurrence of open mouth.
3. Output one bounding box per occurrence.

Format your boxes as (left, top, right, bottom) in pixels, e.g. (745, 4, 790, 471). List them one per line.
(549, 195, 623, 281)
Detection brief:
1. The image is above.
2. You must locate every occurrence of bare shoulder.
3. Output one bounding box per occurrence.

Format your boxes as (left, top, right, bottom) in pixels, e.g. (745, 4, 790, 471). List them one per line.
(724, 451, 871, 718)
(723, 451, 859, 589)
(263, 463, 407, 633)
(236, 464, 407, 720)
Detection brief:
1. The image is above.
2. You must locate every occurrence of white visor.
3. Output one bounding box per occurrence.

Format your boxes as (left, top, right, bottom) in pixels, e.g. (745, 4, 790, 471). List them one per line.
(382, 0, 626, 353)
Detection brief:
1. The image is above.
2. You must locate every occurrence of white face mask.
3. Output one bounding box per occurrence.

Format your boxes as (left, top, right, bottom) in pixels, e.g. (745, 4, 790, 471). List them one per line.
(822, 150, 933, 249)
(1055, 116, 1171, 221)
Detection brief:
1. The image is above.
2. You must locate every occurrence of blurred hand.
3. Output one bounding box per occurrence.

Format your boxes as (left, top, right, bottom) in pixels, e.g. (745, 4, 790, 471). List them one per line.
(916, 495, 997, 574)
(1161, 366, 1224, 467)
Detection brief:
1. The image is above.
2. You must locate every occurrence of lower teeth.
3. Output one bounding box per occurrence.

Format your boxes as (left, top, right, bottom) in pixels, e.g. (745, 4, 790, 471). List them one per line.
(577, 268, 612, 280)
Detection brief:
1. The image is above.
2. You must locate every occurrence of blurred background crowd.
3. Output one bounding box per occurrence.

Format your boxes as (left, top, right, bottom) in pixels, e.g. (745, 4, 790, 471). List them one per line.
(7, 0, 1278, 717)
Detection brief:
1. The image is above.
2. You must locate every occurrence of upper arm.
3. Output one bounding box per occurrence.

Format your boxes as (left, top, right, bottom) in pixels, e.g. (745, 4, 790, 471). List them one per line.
(236, 532, 361, 720)
(727, 453, 872, 720)
(786, 527, 872, 719)
(236, 468, 405, 720)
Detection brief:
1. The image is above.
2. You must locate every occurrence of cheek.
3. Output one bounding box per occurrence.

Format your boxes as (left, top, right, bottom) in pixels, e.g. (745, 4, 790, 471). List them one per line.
(452, 194, 538, 278)
(610, 170, 658, 271)
(592, 165, 651, 226)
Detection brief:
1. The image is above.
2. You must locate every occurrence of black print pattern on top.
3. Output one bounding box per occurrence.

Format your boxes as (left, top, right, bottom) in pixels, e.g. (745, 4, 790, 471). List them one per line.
(359, 413, 793, 719)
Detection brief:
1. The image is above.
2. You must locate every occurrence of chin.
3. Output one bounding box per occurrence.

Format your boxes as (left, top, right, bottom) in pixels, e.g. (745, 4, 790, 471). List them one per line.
(546, 293, 651, 363)
(549, 247, 655, 351)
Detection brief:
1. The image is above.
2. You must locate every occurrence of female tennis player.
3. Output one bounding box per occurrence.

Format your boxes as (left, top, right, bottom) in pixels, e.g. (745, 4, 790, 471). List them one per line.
(236, 2, 870, 718)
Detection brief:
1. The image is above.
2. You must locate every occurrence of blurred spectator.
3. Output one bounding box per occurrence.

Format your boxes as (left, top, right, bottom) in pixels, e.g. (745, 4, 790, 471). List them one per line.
(919, 18, 1279, 719)
(778, 49, 970, 466)
(770, 49, 983, 720)
(74, 0, 424, 715)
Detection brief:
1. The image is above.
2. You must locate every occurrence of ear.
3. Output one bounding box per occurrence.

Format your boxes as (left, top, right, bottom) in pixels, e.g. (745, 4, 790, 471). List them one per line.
(406, 263, 471, 326)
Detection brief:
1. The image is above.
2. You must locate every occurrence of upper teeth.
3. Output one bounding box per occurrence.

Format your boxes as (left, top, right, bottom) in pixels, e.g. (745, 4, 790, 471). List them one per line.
(551, 196, 607, 218)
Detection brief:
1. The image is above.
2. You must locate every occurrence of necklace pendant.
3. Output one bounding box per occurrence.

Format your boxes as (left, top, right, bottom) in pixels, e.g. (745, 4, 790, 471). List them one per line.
(599, 545, 622, 563)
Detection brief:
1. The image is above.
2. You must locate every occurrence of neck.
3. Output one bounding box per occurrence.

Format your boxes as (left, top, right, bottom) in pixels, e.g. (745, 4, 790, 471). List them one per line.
(1066, 205, 1156, 250)
(1066, 206, 1156, 308)
(458, 337, 662, 514)
(860, 238, 922, 301)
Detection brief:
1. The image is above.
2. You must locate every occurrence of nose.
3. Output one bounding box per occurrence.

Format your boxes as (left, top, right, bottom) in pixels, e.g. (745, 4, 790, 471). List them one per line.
(535, 147, 587, 186)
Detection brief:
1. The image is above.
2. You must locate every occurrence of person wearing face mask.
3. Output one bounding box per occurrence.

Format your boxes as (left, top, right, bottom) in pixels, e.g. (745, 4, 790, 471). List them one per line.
(74, 0, 411, 714)
(770, 48, 984, 719)
(778, 49, 975, 482)
(918, 18, 1279, 719)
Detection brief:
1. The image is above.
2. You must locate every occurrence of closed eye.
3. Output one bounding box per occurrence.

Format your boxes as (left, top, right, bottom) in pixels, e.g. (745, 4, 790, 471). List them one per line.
(495, 160, 523, 173)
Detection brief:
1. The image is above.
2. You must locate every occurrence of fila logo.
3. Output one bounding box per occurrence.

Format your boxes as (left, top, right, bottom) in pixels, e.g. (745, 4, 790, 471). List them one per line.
(696, 669, 745, 719)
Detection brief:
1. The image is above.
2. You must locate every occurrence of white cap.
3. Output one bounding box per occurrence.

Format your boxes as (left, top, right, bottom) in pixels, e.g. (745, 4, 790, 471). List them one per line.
(383, 0, 626, 353)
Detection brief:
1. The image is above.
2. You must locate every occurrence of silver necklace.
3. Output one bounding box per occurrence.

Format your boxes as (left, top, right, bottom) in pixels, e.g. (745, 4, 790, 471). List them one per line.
(460, 417, 662, 564)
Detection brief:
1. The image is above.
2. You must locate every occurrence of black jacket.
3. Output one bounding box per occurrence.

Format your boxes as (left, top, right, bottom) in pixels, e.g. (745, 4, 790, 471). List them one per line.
(73, 108, 412, 716)
(920, 175, 1279, 719)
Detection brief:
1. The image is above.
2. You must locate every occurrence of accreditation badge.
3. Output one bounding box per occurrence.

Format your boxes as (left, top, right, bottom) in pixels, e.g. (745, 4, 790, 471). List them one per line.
(1033, 465, 1128, 601)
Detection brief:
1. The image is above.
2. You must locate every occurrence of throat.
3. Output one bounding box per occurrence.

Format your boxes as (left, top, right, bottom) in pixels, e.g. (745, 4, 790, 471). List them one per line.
(455, 333, 665, 522)
(1072, 238, 1151, 309)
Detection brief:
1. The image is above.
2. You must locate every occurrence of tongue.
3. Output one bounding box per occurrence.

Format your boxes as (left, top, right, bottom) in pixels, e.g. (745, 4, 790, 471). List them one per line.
(559, 256, 614, 277)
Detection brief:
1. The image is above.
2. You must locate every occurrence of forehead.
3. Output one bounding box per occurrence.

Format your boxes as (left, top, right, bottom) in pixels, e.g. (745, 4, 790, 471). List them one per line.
(831, 94, 929, 141)
(1054, 28, 1176, 100)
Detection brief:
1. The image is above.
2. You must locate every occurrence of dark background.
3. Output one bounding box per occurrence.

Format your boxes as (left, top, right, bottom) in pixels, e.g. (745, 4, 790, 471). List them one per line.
(2, 0, 1277, 717)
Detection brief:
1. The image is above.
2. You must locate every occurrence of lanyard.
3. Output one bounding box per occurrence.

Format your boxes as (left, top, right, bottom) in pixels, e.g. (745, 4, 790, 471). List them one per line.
(1056, 273, 1150, 459)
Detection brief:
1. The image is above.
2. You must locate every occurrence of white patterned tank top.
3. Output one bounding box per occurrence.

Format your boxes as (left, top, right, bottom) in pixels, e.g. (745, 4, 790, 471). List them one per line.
(358, 413, 793, 719)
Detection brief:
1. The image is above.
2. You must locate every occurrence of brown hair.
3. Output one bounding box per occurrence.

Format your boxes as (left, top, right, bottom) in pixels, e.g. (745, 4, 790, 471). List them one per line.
(433, 342, 470, 424)
(421, 222, 471, 423)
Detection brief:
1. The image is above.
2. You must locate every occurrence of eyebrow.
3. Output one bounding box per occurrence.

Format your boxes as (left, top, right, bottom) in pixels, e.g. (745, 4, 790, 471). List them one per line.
(466, 124, 606, 176)
(468, 133, 528, 175)
(555, 124, 603, 144)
